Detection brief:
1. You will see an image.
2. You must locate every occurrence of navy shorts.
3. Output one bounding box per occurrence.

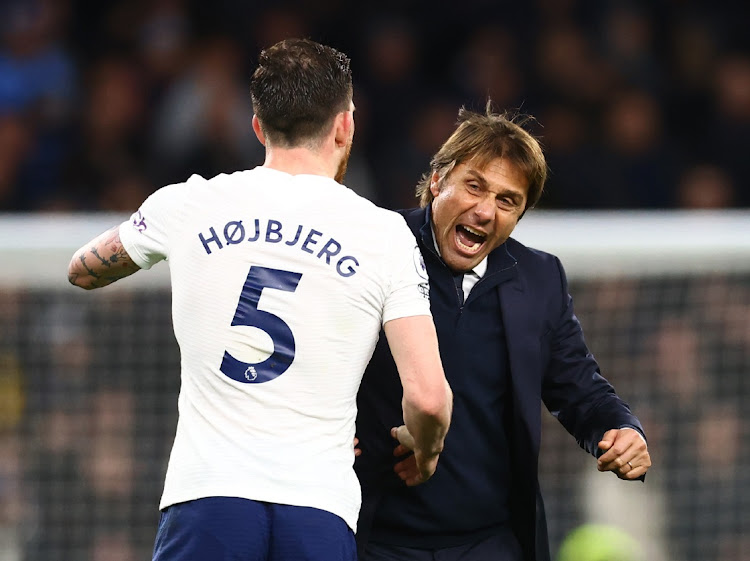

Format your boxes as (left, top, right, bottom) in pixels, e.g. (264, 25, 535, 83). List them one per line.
(152, 496, 357, 561)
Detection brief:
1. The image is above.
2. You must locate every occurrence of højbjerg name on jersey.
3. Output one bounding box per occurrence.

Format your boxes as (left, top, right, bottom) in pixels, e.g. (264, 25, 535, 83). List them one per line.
(198, 218, 360, 278)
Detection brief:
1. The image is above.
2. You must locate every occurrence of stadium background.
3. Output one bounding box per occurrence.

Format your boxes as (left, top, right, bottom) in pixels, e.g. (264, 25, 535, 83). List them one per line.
(1, 0, 749, 560)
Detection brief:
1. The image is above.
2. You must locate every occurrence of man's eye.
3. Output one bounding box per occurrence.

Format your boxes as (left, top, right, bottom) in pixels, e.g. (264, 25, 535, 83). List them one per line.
(467, 183, 480, 191)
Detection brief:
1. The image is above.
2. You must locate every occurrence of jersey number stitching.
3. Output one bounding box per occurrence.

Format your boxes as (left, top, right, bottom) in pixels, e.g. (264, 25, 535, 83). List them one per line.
(220, 266, 302, 383)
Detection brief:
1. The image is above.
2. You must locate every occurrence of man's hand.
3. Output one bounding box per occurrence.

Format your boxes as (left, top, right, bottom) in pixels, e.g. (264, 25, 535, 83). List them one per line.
(597, 428, 651, 480)
(390, 425, 439, 486)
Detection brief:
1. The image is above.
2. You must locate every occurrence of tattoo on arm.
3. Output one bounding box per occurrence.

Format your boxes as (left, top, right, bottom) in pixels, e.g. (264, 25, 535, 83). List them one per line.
(68, 226, 141, 289)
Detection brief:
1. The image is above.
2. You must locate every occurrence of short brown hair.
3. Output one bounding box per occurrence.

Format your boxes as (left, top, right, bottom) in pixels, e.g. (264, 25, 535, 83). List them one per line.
(250, 38, 353, 147)
(416, 101, 548, 214)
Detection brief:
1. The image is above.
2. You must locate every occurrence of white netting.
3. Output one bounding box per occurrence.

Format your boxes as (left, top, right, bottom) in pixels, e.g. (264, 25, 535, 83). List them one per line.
(1, 211, 749, 561)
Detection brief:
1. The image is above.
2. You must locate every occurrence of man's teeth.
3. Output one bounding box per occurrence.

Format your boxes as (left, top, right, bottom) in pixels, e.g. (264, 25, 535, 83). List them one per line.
(456, 226, 485, 251)
(463, 226, 485, 238)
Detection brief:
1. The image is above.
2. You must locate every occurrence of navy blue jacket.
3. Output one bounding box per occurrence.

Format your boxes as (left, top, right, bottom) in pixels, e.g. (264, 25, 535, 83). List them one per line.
(354, 207, 645, 561)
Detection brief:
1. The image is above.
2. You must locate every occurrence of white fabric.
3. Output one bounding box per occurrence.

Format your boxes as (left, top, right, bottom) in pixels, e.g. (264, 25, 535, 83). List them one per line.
(119, 167, 431, 531)
(461, 258, 486, 297)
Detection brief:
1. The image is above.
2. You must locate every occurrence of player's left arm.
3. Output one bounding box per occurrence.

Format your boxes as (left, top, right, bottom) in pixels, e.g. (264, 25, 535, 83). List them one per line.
(68, 226, 141, 290)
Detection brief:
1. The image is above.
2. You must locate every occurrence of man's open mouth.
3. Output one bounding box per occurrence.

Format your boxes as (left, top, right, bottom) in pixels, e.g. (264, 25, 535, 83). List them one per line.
(455, 225, 486, 253)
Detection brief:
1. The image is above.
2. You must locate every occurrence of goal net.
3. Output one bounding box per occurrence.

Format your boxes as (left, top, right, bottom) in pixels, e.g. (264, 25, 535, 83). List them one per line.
(1, 210, 748, 561)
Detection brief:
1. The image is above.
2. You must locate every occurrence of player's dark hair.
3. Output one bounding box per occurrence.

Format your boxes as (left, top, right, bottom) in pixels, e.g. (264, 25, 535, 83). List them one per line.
(250, 38, 353, 147)
(416, 100, 548, 216)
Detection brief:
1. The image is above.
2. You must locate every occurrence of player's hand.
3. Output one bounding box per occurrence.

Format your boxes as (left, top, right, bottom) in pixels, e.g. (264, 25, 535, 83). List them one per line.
(597, 428, 651, 480)
(390, 425, 439, 486)
(353, 437, 361, 457)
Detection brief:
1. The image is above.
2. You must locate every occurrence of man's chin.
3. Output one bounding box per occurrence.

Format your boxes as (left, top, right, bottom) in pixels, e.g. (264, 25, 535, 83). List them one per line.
(444, 252, 481, 273)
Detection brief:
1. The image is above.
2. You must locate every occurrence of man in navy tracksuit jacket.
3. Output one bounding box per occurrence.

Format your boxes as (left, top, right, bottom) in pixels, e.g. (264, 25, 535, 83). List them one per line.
(354, 105, 650, 561)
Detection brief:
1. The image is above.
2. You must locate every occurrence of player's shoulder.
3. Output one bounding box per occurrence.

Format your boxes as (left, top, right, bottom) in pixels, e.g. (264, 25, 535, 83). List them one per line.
(149, 172, 211, 199)
(157, 170, 262, 203)
(372, 205, 416, 239)
(339, 185, 412, 228)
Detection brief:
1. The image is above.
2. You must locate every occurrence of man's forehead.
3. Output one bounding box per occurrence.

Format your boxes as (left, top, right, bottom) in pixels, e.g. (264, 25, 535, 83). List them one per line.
(454, 158, 528, 190)
(458, 155, 507, 173)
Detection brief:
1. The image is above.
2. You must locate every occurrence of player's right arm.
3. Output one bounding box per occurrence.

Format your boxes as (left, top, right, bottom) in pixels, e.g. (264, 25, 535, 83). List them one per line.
(68, 226, 141, 290)
(384, 315, 452, 486)
(69, 179, 191, 290)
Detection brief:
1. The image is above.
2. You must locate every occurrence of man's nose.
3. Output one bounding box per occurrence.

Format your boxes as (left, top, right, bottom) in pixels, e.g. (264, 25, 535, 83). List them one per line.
(473, 196, 495, 221)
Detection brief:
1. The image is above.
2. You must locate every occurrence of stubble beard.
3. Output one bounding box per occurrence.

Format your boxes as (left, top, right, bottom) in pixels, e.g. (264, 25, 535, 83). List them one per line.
(335, 140, 353, 184)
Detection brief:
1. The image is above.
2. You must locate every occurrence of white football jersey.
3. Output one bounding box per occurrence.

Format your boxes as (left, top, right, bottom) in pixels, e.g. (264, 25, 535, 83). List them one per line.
(119, 167, 431, 531)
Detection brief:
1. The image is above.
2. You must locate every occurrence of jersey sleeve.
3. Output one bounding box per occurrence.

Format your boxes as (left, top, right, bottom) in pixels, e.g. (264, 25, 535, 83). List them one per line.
(118, 181, 188, 270)
(381, 219, 432, 324)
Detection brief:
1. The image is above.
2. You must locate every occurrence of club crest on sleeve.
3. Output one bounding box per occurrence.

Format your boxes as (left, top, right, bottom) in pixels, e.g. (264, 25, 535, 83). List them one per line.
(132, 210, 147, 233)
(413, 246, 428, 280)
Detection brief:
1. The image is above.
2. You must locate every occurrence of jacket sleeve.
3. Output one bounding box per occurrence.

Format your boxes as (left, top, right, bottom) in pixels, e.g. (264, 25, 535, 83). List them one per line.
(541, 257, 646, 458)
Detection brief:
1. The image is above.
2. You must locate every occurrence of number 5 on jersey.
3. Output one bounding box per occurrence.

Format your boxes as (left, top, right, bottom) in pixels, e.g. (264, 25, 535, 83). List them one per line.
(220, 266, 302, 383)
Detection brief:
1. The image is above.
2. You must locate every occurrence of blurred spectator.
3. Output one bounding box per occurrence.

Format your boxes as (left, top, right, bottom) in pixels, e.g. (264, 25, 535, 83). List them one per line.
(697, 277, 750, 400)
(61, 55, 148, 211)
(358, 15, 427, 193)
(89, 530, 138, 561)
(650, 316, 706, 407)
(0, 0, 77, 210)
(596, 89, 680, 208)
(663, 15, 717, 155)
(675, 163, 736, 209)
(0, 432, 25, 561)
(0, 115, 32, 209)
(25, 403, 90, 560)
(136, 0, 191, 98)
(534, 23, 616, 109)
(250, 4, 312, 52)
(665, 399, 750, 561)
(84, 389, 140, 551)
(149, 35, 262, 187)
(707, 53, 750, 206)
(450, 24, 525, 110)
(536, 103, 597, 208)
(375, 96, 460, 209)
(595, 3, 662, 94)
(0, 289, 25, 431)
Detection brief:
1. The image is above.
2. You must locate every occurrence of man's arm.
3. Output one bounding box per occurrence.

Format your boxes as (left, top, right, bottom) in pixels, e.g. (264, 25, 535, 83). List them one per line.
(383, 315, 452, 486)
(541, 256, 650, 479)
(68, 226, 141, 290)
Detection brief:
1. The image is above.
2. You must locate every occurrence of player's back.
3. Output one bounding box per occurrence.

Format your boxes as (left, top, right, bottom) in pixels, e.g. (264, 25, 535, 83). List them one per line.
(119, 167, 429, 531)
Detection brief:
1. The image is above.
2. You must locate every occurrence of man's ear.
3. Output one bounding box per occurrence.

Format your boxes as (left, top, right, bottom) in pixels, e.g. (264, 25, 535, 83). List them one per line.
(252, 115, 266, 146)
(334, 110, 353, 148)
(429, 172, 441, 198)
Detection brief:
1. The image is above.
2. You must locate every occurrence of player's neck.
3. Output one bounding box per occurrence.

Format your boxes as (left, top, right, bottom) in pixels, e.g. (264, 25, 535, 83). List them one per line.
(262, 147, 337, 180)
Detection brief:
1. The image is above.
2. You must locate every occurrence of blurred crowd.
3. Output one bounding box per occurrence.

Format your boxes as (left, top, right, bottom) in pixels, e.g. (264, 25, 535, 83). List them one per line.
(0, 0, 749, 213)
